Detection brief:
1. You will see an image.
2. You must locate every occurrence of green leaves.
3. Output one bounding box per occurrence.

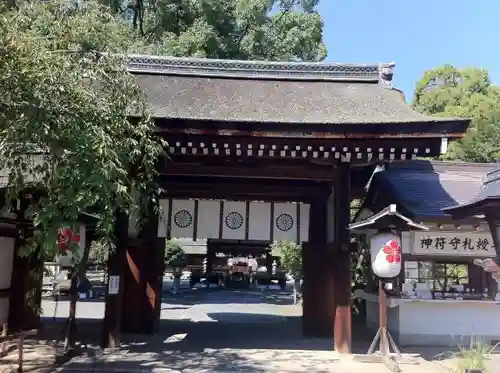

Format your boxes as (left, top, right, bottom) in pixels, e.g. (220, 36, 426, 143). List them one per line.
(164, 240, 187, 267)
(413, 65, 500, 163)
(127, 0, 326, 61)
(272, 240, 301, 278)
(0, 0, 166, 260)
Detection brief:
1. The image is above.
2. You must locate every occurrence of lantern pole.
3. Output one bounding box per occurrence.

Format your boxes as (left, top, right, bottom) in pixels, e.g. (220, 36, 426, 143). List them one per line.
(348, 205, 429, 370)
(378, 279, 389, 356)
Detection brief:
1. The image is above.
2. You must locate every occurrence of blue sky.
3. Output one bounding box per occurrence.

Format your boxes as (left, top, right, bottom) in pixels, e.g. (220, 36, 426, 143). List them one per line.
(318, 0, 500, 102)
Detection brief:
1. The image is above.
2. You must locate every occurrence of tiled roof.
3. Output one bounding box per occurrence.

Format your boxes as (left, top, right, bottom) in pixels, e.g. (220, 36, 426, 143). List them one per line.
(442, 167, 500, 216)
(372, 161, 498, 219)
(127, 55, 468, 126)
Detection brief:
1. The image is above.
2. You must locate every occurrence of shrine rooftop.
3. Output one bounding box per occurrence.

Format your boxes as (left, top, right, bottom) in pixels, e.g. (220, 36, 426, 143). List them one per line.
(358, 160, 498, 225)
(126, 55, 468, 137)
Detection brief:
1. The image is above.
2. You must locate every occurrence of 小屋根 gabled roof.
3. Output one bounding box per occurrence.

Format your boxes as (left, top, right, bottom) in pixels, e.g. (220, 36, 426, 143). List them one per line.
(358, 160, 498, 222)
(443, 167, 500, 218)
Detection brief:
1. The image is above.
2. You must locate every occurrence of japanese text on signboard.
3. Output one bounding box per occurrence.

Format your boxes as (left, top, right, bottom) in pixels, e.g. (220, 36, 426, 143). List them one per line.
(411, 232, 496, 257)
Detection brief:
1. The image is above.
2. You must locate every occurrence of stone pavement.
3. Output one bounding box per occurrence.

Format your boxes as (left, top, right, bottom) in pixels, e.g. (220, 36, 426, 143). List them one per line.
(0, 340, 56, 373)
(49, 347, 450, 373)
(8, 286, 500, 372)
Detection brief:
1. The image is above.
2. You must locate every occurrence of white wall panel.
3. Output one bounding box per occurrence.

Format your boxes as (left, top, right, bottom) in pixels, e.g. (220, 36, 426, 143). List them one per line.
(222, 201, 246, 240)
(249, 202, 271, 241)
(299, 203, 310, 243)
(273, 202, 297, 242)
(197, 200, 221, 239)
(170, 199, 196, 239)
(158, 199, 170, 238)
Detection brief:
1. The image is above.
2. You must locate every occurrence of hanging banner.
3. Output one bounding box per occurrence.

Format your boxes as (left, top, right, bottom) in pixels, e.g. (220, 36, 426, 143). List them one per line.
(370, 232, 402, 278)
(55, 224, 85, 267)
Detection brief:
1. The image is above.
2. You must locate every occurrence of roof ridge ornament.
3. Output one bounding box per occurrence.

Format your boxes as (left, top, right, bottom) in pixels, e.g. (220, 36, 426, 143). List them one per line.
(378, 62, 395, 88)
(126, 54, 385, 82)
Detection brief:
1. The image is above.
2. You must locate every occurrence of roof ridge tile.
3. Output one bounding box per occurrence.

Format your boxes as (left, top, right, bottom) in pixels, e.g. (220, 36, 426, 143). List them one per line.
(126, 54, 390, 83)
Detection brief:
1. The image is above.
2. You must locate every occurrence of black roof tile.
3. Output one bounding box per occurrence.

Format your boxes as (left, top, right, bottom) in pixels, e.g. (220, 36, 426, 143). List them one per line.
(371, 161, 497, 219)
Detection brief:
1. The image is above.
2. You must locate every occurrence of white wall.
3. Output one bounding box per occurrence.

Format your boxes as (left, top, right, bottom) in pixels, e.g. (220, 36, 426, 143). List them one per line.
(398, 301, 500, 339)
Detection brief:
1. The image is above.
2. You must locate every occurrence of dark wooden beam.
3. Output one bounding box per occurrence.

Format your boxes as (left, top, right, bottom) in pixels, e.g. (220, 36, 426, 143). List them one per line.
(159, 178, 331, 203)
(155, 118, 468, 139)
(161, 162, 334, 181)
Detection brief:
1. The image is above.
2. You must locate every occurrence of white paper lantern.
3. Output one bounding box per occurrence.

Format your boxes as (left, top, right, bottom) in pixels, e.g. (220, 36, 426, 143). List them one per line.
(370, 232, 402, 278)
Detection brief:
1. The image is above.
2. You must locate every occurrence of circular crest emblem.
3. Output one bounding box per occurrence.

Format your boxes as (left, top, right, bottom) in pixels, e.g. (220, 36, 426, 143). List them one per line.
(276, 213, 294, 232)
(173, 210, 193, 228)
(225, 211, 244, 230)
(383, 240, 401, 264)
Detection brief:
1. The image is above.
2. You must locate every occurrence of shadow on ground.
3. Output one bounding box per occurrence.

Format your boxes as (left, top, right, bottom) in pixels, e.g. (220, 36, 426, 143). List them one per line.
(161, 288, 296, 306)
(55, 349, 273, 372)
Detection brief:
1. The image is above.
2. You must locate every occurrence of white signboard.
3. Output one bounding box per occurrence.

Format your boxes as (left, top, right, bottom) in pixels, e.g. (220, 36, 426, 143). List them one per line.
(412, 231, 495, 257)
(108, 275, 120, 295)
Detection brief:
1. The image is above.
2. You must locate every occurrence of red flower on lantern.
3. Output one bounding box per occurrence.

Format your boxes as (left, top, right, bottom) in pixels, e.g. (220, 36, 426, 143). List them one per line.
(383, 240, 401, 263)
(57, 227, 80, 252)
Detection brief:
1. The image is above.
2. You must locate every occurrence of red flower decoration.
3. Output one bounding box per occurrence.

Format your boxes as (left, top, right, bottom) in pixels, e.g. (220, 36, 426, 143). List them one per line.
(383, 240, 401, 264)
(57, 227, 80, 252)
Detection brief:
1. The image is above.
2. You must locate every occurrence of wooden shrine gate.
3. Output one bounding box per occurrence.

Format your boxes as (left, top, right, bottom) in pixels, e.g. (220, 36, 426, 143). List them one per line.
(93, 55, 472, 353)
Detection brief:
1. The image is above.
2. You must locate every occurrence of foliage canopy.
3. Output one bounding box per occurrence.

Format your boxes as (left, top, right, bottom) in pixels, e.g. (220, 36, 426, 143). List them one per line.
(413, 64, 500, 162)
(164, 240, 187, 267)
(104, 0, 327, 61)
(272, 240, 302, 278)
(0, 0, 166, 259)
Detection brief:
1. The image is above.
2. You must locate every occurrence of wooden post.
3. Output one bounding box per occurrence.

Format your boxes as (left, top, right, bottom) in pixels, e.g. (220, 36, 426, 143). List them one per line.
(8, 246, 43, 333)
(120, 209, 163, 334)
(333, 161, 352, 353)
(101, 212, 127, 349)
(378, 280, 389, 356)
(302, 193, 335, 338)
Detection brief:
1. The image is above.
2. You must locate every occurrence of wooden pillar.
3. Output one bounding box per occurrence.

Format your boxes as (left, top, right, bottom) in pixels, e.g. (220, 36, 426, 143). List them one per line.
(8, 207, 43, 333)
(8, 245, 43, 332)
(101, 212, 128, 348)
(333, 162, 352, 353)
(302, 193, 335, 337)
(120, 208, 164, 334)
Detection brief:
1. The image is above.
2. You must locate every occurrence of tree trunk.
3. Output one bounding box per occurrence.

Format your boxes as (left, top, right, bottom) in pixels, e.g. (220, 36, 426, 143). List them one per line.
(293, 278, 301, 305)
(173, 273, 181, 294)
(64, 236, 91, 350)
(63, 275, 78, 350)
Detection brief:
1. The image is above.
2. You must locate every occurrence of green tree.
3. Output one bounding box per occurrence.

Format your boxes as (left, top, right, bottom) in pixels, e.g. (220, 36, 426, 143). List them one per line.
(164, 240, 186, 294)
(0, 0, 165, 348)
(164, 240, 187, 268)
(0, 0, 165, 258)
(412, 65, 500, 162)
(272, 240, 301, 303)
(104, 0, 327, 61)
(88, 240, 109, 269)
